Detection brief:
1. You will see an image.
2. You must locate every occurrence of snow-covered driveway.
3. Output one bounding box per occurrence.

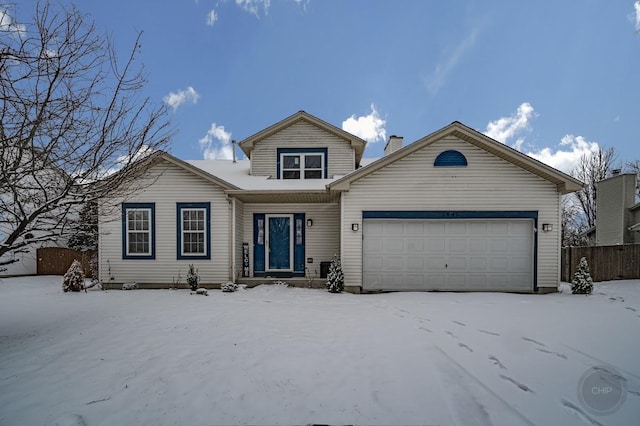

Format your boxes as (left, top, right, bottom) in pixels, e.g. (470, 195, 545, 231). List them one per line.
(1, 276, 639, 425)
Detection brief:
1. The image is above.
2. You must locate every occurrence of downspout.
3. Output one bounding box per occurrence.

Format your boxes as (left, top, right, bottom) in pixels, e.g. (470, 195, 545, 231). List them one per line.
(557, 193, 562, 286)
(97, 203, 103, 285)
(340, 190, 344, 273)
(231, 140, 238, 282)
(231, 197, 236, 283)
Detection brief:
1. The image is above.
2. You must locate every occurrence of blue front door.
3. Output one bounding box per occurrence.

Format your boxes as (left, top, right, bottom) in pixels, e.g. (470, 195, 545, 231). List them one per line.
(267, 215, 292, 270)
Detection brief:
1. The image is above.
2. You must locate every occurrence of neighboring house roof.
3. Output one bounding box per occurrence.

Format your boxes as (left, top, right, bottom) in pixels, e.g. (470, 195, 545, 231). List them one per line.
(238, 110, 367, 165)
(630, 202, 640, 212)
(328, 121, 584, 194)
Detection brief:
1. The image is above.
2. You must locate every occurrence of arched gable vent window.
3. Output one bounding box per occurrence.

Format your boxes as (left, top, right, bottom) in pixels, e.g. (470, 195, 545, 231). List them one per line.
(434, 150, 468, 167)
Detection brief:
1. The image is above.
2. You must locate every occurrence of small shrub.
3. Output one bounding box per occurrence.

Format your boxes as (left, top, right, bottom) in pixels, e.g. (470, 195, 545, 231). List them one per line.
(221, 281, 238, 292)
(305, 267, 318, 288)
(571, 257, 593, 295)
(186, 264, 200, 291)
(191, 288, 208, 296)
(326, 255, 344, 293)
(170, 272, 183, 290)
(62, 259, 86, 292)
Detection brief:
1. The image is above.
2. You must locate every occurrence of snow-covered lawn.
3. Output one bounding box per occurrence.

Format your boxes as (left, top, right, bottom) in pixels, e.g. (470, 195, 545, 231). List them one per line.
(1, 277, 639, 426)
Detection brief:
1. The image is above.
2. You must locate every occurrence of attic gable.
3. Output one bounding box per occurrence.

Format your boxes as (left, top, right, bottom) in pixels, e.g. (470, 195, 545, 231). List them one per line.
(238, 111, 367, 164)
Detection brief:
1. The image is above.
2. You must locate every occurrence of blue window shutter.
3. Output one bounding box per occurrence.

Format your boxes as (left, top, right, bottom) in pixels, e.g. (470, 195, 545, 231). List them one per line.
(253, 214, 265, 274)
(434, 150, 468, 167)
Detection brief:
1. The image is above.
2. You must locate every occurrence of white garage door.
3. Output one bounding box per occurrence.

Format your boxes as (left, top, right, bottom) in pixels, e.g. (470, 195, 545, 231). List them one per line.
(363, 219, 534, 292)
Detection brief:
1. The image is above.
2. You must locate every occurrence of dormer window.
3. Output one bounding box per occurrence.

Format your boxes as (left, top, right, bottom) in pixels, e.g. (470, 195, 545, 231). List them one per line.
(277, 148, 328, 179)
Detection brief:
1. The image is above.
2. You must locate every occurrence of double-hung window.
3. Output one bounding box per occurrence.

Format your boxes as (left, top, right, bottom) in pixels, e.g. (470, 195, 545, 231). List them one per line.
(122, 203, 155, 259)
(277, 148, 327, 180)
(177, 203, 211, 259)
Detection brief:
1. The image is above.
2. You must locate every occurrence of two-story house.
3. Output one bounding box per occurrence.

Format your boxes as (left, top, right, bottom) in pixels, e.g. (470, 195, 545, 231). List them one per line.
(98, 111, 582, 293)
(582, 172, 640, 246)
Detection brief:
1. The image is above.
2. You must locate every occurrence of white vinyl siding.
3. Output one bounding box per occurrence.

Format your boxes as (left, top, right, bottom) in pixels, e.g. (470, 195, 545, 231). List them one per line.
(99, 160, 230, 286)
(250, 121, 354, 178)
(341, 136, 562, 291)
(242, 203, 340, 277)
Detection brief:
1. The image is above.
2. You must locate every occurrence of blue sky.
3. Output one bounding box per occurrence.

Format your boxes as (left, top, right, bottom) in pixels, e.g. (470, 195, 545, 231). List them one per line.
(7, 0, 640, 173)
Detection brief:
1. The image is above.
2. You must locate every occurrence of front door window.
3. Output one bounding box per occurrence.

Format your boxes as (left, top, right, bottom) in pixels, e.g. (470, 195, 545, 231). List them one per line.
(267, 215, 292, 270)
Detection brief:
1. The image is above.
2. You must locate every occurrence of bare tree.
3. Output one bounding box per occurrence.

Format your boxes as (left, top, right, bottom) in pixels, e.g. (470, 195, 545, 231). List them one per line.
(0, 1, 172, 267)
(560, 195, 589, 247)
(570, 147, 616, 228)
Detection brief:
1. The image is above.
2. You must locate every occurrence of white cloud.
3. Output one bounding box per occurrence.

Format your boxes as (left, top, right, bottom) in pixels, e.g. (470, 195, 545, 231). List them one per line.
(235, 0, 271, 17)
(485, 103, 601, 174)
(293, 0, 310, 11)
(342, 104, 387, 143)
(425, 26, 479, 95)
(116, 144, 154, 166)
(99, 145, 154, 178)
(211, 0, 303, 22)
(484, 102, 536, 144)
(163, 87, 200, 111)
(199, 123, 233, 160)
(0, 8, 26, 37)
(206, 9, 218, 26)
(525, 135, 600, 174)
(634, 1, 640, 32)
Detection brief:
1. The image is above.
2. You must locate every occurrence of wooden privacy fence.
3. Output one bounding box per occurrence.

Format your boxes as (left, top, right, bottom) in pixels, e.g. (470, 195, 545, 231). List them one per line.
(561, 244, 640, 282)
(37, 248, 96, 277)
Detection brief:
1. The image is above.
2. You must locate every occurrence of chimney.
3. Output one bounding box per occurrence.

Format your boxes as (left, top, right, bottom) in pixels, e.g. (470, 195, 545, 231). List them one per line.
(384, 135, 403, 156)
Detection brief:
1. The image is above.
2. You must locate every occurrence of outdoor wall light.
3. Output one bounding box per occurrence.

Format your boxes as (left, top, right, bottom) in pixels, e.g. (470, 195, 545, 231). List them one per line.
(352, 223, 359, 231)
(542, 223, 553, 232)
(306, 218, 313, 227)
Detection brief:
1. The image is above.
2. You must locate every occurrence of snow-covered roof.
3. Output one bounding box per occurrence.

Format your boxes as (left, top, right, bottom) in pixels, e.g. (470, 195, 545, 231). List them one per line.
(186, 159, 349, 190)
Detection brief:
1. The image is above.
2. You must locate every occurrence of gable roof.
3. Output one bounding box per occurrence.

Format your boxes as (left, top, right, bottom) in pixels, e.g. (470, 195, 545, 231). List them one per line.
(135, 151, 241, 191)
(328, 121, 584, 194)
(238, 110, 367, 164)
